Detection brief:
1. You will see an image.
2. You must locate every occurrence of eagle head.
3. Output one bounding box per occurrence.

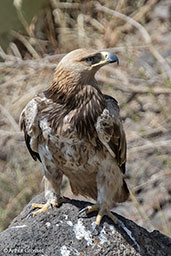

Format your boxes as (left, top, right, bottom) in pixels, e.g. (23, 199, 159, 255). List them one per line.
(55, 48, 119, 84)
(45, 49, 119, 103)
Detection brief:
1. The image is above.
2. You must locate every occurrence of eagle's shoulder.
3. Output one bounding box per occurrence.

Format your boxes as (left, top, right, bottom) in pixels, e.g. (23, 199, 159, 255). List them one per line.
(103, 94, 119, 115)
(103, 94, 118, 104)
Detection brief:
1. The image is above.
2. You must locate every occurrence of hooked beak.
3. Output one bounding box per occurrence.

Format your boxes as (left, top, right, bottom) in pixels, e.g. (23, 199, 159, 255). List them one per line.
(101, 51, 119, 65)
(91, 51, 119, 67)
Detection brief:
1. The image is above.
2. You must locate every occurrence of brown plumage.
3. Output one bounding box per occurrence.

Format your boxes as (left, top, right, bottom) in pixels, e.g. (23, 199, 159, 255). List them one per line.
(20, 48, 129, 225)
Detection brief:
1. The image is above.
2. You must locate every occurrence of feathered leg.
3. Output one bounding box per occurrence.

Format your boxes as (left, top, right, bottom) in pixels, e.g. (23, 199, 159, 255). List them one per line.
(30, 169, 64, 217)
(79, 164, 129, 227)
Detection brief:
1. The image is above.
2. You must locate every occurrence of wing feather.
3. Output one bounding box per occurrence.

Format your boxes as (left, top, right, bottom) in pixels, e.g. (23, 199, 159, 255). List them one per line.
(96, 94, 126, 173)
(19, 98, 41, 162)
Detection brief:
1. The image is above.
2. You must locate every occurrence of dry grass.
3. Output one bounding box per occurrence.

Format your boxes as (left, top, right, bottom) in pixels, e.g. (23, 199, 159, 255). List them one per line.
(0, 0, 171, 234)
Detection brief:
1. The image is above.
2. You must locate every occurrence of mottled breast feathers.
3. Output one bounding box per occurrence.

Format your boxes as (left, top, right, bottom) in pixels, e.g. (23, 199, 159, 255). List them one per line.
(41, 85, 106, 139)
(20, 90, 126, 174)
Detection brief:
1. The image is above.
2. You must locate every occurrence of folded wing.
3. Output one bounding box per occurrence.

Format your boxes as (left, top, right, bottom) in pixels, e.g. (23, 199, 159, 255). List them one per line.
(96, 94, 126, 174)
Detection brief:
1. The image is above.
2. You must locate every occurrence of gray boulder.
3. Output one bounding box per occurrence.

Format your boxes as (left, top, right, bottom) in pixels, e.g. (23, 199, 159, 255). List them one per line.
(0, 193, 170, 256)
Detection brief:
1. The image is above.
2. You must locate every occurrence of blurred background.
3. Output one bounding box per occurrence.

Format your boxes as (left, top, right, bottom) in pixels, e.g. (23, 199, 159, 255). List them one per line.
(0, 0, 171, 235)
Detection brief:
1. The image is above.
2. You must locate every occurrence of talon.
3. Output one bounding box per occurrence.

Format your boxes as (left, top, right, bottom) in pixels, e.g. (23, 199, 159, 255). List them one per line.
(56, 197, 65, 207)
(106, 210, 118, 225)
(79, 204, 118, 227)
(79, 204, 99, 216)
(78, 206, 89, 216)
(27, 212, 34, 219)
(28, 197, 65, 218)
(94, 224, 102, 235)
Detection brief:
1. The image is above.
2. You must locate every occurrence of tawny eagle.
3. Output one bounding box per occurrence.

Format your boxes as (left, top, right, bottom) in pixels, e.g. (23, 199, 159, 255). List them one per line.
(20, 48, 129, 226)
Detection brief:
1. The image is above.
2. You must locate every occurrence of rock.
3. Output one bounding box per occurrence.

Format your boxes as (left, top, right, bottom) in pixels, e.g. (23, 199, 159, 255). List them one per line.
(0, 193, 170, 256)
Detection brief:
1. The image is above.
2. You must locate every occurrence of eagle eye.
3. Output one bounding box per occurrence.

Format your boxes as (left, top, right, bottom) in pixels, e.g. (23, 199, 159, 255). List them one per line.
(84, 56, 95, 64)
(82, 53, 102, 65)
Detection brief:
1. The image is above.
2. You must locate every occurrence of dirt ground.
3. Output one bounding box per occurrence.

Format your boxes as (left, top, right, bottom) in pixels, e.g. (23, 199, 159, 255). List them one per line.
(0, 0, 171, 235)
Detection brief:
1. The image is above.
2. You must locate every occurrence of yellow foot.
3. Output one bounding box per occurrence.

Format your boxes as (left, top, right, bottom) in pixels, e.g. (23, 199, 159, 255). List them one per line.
(79, 204, 118, 227)
(28, 197, 64, 218)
